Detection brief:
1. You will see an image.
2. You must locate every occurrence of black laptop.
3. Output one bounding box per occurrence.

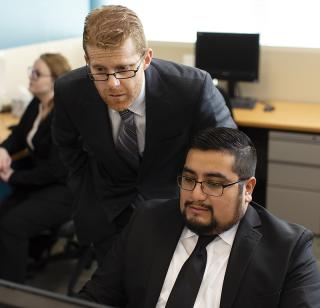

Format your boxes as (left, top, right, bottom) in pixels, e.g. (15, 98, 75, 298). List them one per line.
(0, 279, 115, 308)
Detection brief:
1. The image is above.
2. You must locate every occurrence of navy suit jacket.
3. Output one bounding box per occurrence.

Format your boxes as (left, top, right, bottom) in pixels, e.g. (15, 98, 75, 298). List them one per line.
(52, 58, 236, 243)
(80, 200, 320, 308)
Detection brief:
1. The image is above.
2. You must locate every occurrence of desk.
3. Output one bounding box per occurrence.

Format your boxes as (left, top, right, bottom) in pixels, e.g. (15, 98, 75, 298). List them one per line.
(233, 101, 320, 232)
(234, 100, 320, 133)
(0, 113, 20, 142)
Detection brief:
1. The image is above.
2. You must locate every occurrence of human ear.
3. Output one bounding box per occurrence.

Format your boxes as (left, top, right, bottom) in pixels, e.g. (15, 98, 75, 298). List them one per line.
(143, 48, 153, 70)
(84, 53, 89, 64)
(244, 177, 256, 203)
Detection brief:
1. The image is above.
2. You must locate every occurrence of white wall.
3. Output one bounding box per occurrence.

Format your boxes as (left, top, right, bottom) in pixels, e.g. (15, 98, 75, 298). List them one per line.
(0, 37, 85, 108)
(1, 39, 320, 110)
(149, 41, 320, 104)
(242, 46, 320, 103)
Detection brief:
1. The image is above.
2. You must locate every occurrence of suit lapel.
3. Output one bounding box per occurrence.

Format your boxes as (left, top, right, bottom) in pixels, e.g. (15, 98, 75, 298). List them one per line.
(143, 201, 184, 308)
(80, 80, 135, 174)
(139, 66, 173, 175)
(220, 205, 262, 308)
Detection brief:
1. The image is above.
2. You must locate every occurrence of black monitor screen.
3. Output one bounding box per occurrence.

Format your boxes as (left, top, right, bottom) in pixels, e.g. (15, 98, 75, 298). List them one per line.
(195, 32, 260, 82)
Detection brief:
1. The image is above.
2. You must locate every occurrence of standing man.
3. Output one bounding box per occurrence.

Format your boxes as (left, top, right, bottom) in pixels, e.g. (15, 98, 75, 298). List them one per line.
(52, 5, 236, 264)
(79, 127, 320, 308)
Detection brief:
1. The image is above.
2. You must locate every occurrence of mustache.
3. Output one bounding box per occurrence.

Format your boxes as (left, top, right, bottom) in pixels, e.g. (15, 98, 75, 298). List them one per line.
(184, 200, 212, 211)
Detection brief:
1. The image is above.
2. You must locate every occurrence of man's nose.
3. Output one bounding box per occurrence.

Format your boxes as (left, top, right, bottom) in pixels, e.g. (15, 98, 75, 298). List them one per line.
(106, 74, 120, 87)
(191, 182, 207, 200)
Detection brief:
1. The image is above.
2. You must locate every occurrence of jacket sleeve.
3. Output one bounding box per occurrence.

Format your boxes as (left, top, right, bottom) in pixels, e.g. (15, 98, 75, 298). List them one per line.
(52, 77, 88, 194)
(8, 141, 67, 187)
(1, 98, 38, 155)
(193, 72, 237, 131)
(279, 229, 320, 307)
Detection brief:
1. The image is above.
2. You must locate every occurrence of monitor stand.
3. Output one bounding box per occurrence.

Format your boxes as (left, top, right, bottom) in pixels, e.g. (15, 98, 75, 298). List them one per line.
(227, 80, 256, 109)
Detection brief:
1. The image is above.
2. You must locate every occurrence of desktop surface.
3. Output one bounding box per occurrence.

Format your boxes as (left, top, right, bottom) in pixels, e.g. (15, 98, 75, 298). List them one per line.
(233, 100, 320, 133)
(0, 279, 113, 308)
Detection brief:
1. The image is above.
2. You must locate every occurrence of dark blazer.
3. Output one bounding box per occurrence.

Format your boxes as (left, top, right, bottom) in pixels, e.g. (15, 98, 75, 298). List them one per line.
(52, 58, 236, 243)
(1, 98, 68, 189)
(80, 200, 320, 308)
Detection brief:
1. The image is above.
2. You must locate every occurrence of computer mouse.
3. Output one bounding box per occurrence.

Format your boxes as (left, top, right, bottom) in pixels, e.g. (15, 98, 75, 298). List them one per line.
(263, 104, 274, 112)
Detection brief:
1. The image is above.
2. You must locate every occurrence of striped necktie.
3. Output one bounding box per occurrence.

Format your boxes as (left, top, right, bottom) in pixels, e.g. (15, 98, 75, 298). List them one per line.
(116, 109, 140, 170)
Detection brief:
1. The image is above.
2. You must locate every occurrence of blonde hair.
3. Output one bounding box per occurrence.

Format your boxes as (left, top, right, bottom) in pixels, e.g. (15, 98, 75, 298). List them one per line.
(83, 5, 147, 56)
(40, 53, 71, 79)
(39, 53, 71, 118)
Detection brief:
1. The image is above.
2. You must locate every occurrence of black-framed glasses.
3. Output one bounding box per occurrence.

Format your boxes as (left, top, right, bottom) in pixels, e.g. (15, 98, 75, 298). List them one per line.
(177, 175, 248, 197)
(86, 56, 144, 81)
(28, 67, 52, 80)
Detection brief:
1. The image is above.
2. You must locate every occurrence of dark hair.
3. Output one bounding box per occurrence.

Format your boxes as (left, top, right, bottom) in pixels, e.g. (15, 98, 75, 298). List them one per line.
(191, 127, 257, 179)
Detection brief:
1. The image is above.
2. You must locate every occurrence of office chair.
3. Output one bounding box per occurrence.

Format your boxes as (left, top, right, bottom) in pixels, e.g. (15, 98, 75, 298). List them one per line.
(31, 220, 95, 296)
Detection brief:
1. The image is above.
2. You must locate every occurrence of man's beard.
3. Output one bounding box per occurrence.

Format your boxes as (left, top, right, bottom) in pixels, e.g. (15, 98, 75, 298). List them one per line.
(181, 202, 217, 235)
(181, 196, 244, 235)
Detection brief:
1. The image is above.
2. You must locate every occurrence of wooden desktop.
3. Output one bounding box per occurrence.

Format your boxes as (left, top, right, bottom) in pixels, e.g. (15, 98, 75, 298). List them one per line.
(0, 112, 20, 142)
(233, 100, 320, 133)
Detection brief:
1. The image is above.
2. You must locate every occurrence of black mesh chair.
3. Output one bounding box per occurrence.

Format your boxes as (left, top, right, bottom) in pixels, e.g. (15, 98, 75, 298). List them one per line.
(29, 220, 95, 296)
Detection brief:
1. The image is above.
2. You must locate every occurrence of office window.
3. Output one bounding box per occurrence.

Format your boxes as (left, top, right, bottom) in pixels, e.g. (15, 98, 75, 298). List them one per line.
(108, 0, 320, 48)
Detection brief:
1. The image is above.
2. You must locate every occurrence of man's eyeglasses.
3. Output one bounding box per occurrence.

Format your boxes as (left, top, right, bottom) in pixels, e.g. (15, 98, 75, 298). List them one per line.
(28, 67, 52, 80)
(86, 56, 144, 81)
(177, 175, 248, 197)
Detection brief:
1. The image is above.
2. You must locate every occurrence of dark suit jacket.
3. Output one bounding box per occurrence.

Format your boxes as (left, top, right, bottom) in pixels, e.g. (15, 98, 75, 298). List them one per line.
(52, 58, 236, 243)
(1, 98, 68, 189)
(80, 200, 320, 308)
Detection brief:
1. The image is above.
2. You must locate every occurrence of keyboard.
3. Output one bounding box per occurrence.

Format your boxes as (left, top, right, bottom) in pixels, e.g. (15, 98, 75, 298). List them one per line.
(230, 97, 256, 109)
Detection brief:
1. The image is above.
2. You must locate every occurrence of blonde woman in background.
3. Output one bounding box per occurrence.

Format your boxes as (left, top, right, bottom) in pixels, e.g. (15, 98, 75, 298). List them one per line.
(0, 53, 73, 283)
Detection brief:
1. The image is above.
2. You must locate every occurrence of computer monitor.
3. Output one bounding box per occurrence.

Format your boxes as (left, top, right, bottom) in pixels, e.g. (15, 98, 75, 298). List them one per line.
(195, 32, 260, 98)
(0, 279, 114, 308)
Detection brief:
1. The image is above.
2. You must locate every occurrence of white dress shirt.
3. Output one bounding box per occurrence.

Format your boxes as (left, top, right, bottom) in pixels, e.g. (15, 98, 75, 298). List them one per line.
(26, 103, 43, 150)
(108, 78, 146, 155)
(156, 223, 239, 308)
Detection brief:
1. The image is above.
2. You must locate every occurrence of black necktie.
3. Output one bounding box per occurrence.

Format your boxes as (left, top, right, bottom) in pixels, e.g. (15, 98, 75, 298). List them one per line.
(116, 109, 140, 170)
(165, 234, 217, 308)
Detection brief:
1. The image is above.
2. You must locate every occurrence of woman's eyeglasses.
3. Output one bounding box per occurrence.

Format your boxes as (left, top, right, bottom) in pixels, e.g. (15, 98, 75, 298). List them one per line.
(28, 67, 52, 80)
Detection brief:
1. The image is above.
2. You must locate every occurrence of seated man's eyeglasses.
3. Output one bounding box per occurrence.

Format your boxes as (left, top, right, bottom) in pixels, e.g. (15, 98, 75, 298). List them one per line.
(87, 56, 144, 81)
(177, 175, 248, 197)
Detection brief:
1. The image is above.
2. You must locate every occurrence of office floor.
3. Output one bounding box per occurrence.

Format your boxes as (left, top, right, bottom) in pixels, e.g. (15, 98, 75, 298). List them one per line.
(27, 259, 97, 296)
(26, 236, 320, 296)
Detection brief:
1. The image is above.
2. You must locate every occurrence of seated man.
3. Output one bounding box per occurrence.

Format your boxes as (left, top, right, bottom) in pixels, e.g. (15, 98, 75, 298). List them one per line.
(78, 127, 320, 308)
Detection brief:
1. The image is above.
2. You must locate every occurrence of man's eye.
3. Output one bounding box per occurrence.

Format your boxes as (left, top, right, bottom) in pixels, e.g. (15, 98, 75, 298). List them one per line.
(118, 67, 127, 71)
(205, 181, 220, 189)
(183, 176, 195, 183)
(93, 67, 105, 73)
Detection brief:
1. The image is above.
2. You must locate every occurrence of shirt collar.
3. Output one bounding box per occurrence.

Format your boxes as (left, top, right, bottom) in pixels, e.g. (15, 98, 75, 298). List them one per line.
(128, 77, 145, 116)
(181, 222, 239, 247)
